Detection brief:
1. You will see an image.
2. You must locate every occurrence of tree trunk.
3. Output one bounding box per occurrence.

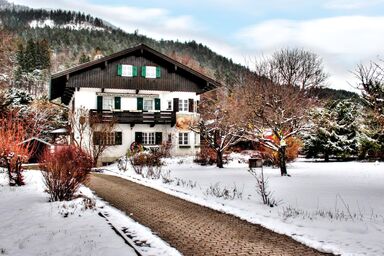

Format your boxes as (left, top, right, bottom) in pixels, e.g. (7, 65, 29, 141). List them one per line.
(216, 150, 224, 168)
(324, 152, 329, 162)
(278, 146, 288, 176)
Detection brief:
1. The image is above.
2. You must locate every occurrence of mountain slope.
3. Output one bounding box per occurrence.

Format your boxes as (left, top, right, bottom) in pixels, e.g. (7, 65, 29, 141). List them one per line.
(0, 0, 357, 99)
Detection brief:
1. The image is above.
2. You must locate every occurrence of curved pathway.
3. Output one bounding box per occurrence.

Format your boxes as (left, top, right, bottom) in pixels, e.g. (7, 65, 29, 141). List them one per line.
(88, 173, 334, 256)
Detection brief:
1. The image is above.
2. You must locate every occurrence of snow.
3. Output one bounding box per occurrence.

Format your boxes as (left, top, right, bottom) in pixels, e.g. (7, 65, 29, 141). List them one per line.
(29, 19, 106, 31)
(103, 156, 384, 256)
(0, 170, 181, 256)
(29, 19, 54, 28)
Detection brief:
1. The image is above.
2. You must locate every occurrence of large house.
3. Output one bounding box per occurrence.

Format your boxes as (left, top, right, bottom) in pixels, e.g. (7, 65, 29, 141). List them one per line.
(49, 44, 220, 164)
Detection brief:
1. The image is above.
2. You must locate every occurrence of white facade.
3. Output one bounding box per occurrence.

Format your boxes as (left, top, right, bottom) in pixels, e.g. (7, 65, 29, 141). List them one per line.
(70, 87, 201, 163)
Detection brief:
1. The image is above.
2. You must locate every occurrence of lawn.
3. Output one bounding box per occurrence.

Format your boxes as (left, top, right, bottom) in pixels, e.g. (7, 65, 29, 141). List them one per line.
(105, 155, 384, 256)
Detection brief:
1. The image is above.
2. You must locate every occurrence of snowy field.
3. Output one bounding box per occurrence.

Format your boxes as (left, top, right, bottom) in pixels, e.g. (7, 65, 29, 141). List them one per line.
(0, 170, 181, 256)
(104, 155, 384, 256)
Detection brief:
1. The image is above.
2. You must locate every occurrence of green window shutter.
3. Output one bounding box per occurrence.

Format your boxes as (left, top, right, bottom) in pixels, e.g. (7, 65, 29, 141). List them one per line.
(141, 66, 146, 77)
(115, 132, 122, 145)
(155, 132, 162, 145)
(114, 97, 121, 110)
(135, 132, 143, 144)
(137, 97, 143, 110)
(156, 67, 161, 78)
(155, 98, 161, 110)
(133, 66, 138, 77)
(117, 64, 122, 76)
(97, 96, 103, 112)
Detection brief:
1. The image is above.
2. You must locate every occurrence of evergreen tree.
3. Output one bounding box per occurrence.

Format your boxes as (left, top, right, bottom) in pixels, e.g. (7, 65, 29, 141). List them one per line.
(304, 99, 361, 161)
(78, 52, 90, 64)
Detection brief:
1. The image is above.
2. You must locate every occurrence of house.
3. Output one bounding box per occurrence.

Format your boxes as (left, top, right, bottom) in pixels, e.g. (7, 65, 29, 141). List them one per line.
(19, 137, 53, 163)
(49, 44, 221, 164)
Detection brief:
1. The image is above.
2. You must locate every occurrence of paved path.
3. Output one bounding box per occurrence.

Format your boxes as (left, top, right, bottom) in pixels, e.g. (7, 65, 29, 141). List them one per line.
(89, 173, 334, 256)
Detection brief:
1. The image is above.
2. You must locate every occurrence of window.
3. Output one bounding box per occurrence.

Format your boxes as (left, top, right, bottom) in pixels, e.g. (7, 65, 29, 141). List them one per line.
(103, 97, 114, 110)
(93, 132, 122, 146)
(143, 132, 155, 145)
(143, 99, 153, 111)
(178, 132, 189, 145)
(167, 100, 172, 110)
(178, 99, 188, 112)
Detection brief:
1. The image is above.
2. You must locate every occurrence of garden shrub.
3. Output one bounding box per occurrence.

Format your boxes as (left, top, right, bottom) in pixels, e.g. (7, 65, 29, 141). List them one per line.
(40, 145, 93, 201)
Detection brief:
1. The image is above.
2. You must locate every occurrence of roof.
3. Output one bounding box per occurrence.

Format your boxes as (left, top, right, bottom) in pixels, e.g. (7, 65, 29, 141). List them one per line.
(19, 137, 53, 147)
(49, 128, 68, 134)
(50, 44, 222, 104)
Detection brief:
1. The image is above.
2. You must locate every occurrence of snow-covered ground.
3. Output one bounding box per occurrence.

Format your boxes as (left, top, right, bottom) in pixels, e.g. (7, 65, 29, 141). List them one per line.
(0, 169, 181, 256)
(103, 155, 384, 256)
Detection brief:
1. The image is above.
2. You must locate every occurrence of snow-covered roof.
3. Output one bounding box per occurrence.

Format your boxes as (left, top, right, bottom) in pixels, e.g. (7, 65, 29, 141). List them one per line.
(19, 137, 53, 146)
(49, 128, 68, 134)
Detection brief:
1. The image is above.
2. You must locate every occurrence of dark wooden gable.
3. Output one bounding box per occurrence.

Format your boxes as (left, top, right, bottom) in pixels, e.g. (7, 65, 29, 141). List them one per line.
(50, 44, 221, 105)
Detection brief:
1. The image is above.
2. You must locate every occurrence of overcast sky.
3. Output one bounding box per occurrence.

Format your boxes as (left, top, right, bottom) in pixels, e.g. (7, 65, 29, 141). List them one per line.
(11, 0, 384, 91)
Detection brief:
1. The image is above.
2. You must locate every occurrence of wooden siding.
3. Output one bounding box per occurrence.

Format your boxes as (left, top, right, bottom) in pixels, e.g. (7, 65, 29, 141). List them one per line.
(67, 54, 203, 93)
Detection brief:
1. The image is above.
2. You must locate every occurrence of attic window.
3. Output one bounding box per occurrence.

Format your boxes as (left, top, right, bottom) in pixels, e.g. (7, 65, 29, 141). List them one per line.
(117, 64, 138, 77)
(141, 66, 161, 78)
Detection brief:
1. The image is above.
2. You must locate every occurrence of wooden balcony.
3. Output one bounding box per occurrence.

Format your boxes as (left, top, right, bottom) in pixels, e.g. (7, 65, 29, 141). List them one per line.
(89, 109, 176, 127)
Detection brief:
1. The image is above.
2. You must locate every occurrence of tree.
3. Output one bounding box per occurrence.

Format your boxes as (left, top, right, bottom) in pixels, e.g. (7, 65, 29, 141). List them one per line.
(190, 90, 244, 168)
(354, 59, 384, 127)
(0, 30, 17, 89)
(69, 107, 116, 166)
(239, 48, 326, 176)
(15, 39, 51, 96)
(79, 52, 90, 64)
(255, 48, 328, 90)
(303, 99, 361, 161)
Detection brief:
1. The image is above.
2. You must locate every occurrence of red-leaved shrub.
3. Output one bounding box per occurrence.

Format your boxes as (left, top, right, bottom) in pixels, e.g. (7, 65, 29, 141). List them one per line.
(40, 145, 93, 201)
(0, 116, 33, 186)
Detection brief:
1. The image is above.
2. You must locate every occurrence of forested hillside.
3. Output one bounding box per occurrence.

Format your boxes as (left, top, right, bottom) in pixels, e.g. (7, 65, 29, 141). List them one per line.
(0, 0, 356, 99)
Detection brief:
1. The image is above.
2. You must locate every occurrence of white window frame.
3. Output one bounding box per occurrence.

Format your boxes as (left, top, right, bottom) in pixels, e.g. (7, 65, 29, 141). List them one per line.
(178, 99, 188, 112)
(167, 100, 172, 110)
(143, 132, 155, 145)
(103, 96, 114, 110)
(178, 132, 189, 145)
(143, 98, 154, 111)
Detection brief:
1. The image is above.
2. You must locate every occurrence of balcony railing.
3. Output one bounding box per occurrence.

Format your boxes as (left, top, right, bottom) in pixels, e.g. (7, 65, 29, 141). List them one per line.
(89, 109, 176, 127)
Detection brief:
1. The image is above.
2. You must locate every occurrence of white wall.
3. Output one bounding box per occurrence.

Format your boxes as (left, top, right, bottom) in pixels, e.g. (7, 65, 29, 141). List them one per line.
(71, 88, 201, 163)
(73, 88, 199, 111)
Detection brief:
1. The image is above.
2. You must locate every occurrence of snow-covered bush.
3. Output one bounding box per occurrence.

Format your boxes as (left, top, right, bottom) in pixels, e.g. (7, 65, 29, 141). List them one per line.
(203, 182, 243, 200)
(40, 145, 93, 201)
(129, 150, 164, 179)
(249, 168, 280, 207)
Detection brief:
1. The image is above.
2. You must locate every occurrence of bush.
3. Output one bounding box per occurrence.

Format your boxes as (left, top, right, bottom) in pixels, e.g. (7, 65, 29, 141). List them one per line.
(40, 145, 93, 201)
(0, 116, 32, 186)
(194, 145, 218, 166)
(260, 137, 303, 166)
(129, 150, 164, 179)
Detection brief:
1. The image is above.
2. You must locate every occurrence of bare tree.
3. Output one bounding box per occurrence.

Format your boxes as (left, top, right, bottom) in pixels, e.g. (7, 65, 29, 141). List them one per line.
(238, 48, 326, 176)
(255, 48, 328, 90)
(69, 107, 116, 166)
(354, 59, 384, 126)
(190, 90, 244, 168)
